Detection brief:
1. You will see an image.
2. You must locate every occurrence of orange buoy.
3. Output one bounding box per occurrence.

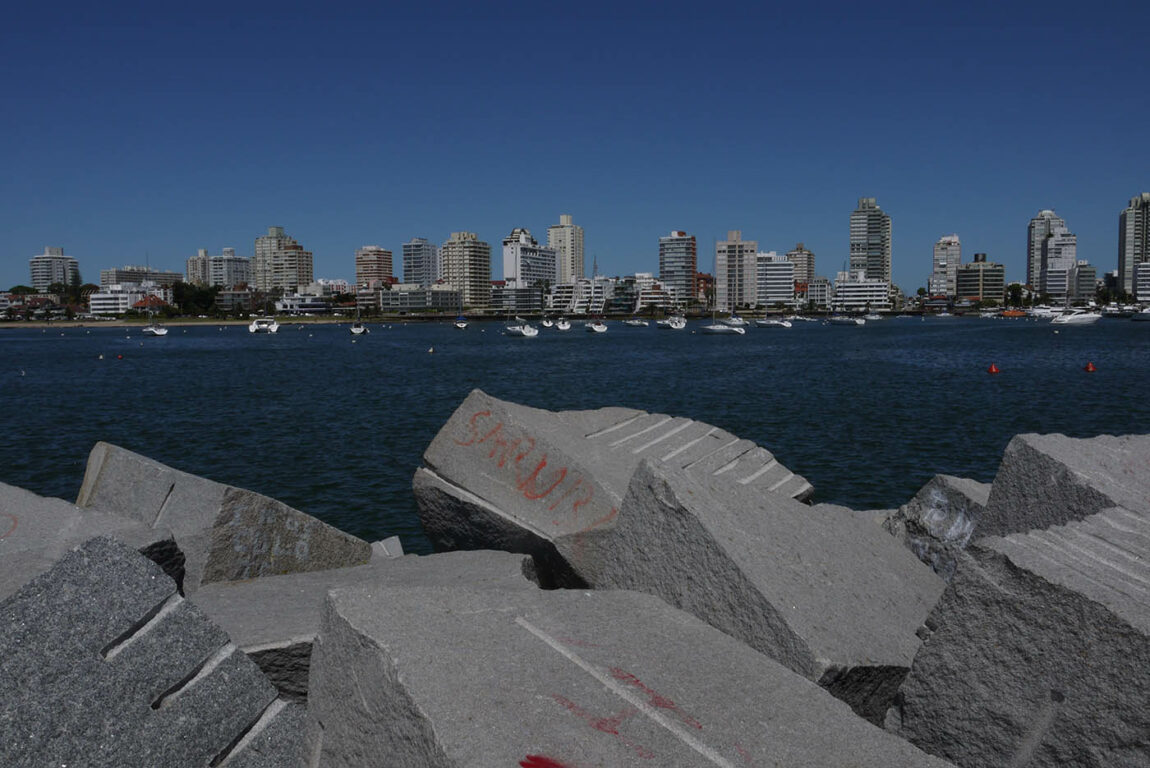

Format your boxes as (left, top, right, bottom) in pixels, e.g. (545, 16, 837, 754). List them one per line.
(1084, 361, 1097, 372)
(987, 363, 1000, 374)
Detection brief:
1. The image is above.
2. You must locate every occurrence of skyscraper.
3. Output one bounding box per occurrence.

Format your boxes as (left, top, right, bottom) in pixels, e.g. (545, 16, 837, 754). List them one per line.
(403, 238, 440, 288)
(1027, 210, 1066, 289)
(715, 231, 758, 312)
(547, 214, 584, 284)
(28, 247, 80, 292)
(252, 226, 313, 292)
(1118, 193, 1150, 294)
(440, 231, 491, 310)
(355, 246, 393, 287)
(502, 228, 558, 288)
(658, 231, 697, 305)
(849, 198, 892, 284)
(929, 235, 961, 296)
(1040, 228, 1077, 300)
(785, 243, 815, 285)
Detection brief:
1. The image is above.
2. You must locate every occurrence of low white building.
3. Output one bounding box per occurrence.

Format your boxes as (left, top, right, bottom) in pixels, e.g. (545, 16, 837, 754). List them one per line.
(1135, 262, 1150, 302)
(806, 277, 832, 309)
(88, 283, 172, 315)
(378, 282, 460, 312)
(547, 277, 615, 314)
(831, 271, 891, 312)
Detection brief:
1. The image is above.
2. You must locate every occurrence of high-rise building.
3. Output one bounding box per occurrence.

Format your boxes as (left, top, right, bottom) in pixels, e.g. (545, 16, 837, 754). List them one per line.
(1027, 210, 1066, 289)
(440, 231, 491, 310)
(658, 231, 697, 306)
(252, 226, 313, 292)
(849, 198, 892, 284)
(785, 243, 815, 284)
(955, 253, 1005, 304)
(187, 248, 250, 288)
(715, 231, 758, 311)
(28, 247, 80, 292)
(402, 238, 440, 288)
(502, 228, 558, 289)
(547, 214, 584, 284)
(755, 252, 796, 307)
(355, 246, 393, 287)
(929, 235, 961, 296)
(1040, 228, 1077, 300)
(186, 250, 210, 285)
(1118, 193, 1150, 294)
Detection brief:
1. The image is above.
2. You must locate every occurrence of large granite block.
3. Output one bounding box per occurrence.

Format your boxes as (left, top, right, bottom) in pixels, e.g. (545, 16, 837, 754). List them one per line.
(0, 480, 179, 600)
(77, 441, 371, 593)
(306, 585, 953, 767)
(191, 549, 535, 699)
(0, 536, 304, 767)
(981, 432, 1150, 537)
(883, 474, 990, 581)
(887, 506, 1150, 767)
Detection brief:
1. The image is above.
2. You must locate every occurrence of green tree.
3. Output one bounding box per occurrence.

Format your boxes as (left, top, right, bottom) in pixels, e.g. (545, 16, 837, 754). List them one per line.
(8, 285, 36, 294)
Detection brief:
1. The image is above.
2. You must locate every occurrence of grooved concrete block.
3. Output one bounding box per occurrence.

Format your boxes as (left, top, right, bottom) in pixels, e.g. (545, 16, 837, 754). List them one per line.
(77, 442, 371, 594)
(307, 585, 954, 768)
(0, 536, 305, 768)
(887, 507, 1150, 767)
(883, 474, 990, 581)
(191, 549, 535, 699)
(982, 433, 1150, 537)
(0, 480, 177, 601)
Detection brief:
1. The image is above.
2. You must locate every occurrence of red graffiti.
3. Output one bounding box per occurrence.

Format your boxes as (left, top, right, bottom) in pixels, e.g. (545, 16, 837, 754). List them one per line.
(609, 668, 703, 730)
(0, 513, 17, 540)
(519, 757, 572, 768)
(551, 695, 653, 759)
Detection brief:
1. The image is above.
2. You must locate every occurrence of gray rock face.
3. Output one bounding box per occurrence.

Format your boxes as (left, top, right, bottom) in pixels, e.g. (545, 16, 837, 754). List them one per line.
(306, 584, 954, 768)
(883, 474, 990, 581)
(982, 433, 1150, 537)
(887, 506, 1150, 767)
(0, 536, 303, 768)
(77, 441, 371, 593)
(0, 480, 178, 600)
(191, 549, 535, 699)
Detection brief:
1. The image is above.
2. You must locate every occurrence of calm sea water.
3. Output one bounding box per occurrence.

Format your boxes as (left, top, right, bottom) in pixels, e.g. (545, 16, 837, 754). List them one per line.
(2, 317, 1147, 554)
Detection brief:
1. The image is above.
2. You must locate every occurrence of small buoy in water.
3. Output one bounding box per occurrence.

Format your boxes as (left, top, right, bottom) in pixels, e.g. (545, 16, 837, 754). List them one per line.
(116, 354, 123, 360)
(987, 363, 1000, 374)
(428, 347, 434, 353)
(351, 339, 357, 344)
(98, 354, 104, 360)
(1084, 361, 1097, 372)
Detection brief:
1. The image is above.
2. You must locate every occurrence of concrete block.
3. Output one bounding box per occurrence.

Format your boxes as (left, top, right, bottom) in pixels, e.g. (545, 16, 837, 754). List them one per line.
(883, 474, 990, 581)
(0, 480, 179, 600)
(77, 441, 371, 593)
(887, 506, 1150, 767)
(307, 585, 954, 768)
(372, 535, 404, 559)
(191, 549, 534, 699)
(982, 432, 1150, 536)
(0, 536, 305, 768)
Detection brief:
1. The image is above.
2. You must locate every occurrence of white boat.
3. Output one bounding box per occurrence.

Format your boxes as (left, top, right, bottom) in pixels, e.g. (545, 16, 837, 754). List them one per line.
(1051, 309, 1102, 325)
(540, 318, 554, 328)
(142, 323, 168, 337)
(787, 315, 818, 323)
(827, 315, 865, 326)
(350, 321, 370, 335)
(555, 318, 571, 331)
(755, 317, 792, 328)
(505, 318, 539, 337)
(656, 314, 687, 330)
(1132, 307, 1150, 322)
(701, 323, 745, 334)
(1029, 305, 1059, 319)
(585, 320, 608, 333)
(863, 313, 882, 321)
(622, 317, 649, 327)
(720, 314, 748, 327)
(249, 317, 279, 333)
(453, 315, 468, 330)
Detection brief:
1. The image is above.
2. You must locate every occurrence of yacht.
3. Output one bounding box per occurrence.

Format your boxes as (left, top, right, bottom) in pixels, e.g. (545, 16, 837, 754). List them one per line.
(555, 317, 572, 331)
(701, 322, 745, 335)
(141, 323, 168, 337)
(1051, 309, 1102, 325)
(827, 315, 865, 326)
(350, 321, 370, 335)
(249, 317, 279, 333)
(1133, 307, 1150, 322)
(453, 315, 468, 330)
(585, 319, 608, 333)
(504, 318, 539, 337)
(719, 313, 748, 327)
(540, 318, 554, 328)
(656, 314, 687, 330)
(755, 317, 792, 328)
(863, 313, 882, 321)
(622, 317, 649, 327)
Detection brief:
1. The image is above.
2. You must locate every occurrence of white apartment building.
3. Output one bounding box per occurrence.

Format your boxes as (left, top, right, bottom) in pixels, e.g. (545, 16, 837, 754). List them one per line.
(502, 228, 558, 289)
(186, 248, 251, 288)
(849, 198, 892, 284)
(715, 231, 758, 311)
(88, 283, 172, 315)
(253, 226, 313, 292)
(806, 277, 832, 309)
(1134, 262, 1150, 302)
(659, 231, 697, 307)
(547, 276, 614, 314)
(28, 247, 81, 292)
(547, 214, 584, 284)
(1119, 193, 1150, 294)
(929, 234, 961, 296)
(402, 238, 441, 288)
(440, 231, 491, 310)
(755, 252, 796, 307)
(785, 243, 815, 285)
(1027, 210, 1067, 289)
(1040, 229, 1077, 300)
(832, 270, 891, 311)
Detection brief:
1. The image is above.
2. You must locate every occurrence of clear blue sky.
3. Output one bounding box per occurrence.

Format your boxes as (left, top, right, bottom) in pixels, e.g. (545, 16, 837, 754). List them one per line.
(3, 0, 1147, 292)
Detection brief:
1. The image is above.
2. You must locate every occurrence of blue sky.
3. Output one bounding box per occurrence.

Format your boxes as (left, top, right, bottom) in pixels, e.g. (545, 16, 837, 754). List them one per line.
(2, 0, 1147, 292)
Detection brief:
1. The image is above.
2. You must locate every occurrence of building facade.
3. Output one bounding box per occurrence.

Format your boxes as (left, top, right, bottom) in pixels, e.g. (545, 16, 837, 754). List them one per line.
(187, 248, 250, 288)
(1027, 210, 1067, 289)
(440, 231, 491, 310)
(29, 247, 81, 292)
(100, 266, 184, 288)
(252, 226, 313, 292)
(355, 246, 394, 287)
(402, 238, 440, 288)
(955, 253, 1005, 304)
(832, 270, 891, 311)
(929, 234, 961, 296)
(1118, 192, 1150, 294)
(658, 231, 697, 307)
(1040, 228, 1077, 300)
(547, 214, 584, 284)
(785, 243, 815, 284)
(755, 252, 796, 307)
(715, 231, 758, 312)
(502, 228, 558, 289)
(849, 198, 892, 284)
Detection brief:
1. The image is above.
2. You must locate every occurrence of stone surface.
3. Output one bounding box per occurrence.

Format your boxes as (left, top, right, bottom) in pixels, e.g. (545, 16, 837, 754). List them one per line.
(981, 432, 1150, 537)
(887, 506, 1150, 767)
(883, 474, 990, 581)
(0, 480, 178, 600)
(0, 536, 305, 768)
(191, 549, 535, 699)
(77, 441, 371, 593)
(306, 585, 954, 768)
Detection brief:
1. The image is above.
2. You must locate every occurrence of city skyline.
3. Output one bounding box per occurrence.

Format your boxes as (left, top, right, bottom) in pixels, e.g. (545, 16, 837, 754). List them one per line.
(3, 2, 1147, 292)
